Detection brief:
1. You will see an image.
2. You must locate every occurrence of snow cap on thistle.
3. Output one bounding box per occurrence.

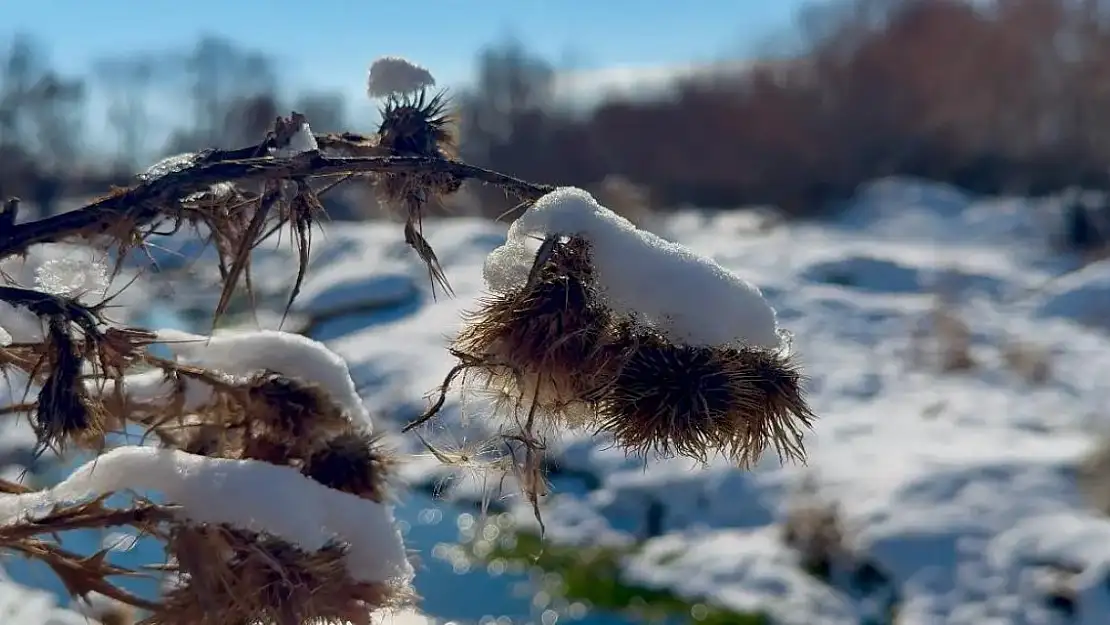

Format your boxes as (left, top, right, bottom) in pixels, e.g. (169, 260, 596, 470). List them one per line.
(367, 56, 436, 99)
(485, 186, 783, 349)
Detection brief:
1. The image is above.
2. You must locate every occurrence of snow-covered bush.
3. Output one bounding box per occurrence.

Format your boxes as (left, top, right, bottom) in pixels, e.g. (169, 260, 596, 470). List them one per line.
(0, 56, 816, 624)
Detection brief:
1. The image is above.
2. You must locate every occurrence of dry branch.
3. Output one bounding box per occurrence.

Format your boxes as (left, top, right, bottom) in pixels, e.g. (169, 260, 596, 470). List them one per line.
(0, 151, 551, 259)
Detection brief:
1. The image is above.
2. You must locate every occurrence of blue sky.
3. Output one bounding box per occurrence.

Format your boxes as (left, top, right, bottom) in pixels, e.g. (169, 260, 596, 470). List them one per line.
(4, 0, 812, 153)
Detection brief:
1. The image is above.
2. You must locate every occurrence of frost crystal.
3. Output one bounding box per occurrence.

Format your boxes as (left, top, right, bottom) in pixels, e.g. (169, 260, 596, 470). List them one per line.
(182, 181, 237, 203)
(101, 531, 139, 552)
(139, 152, 199, 182)
(34, 257, 110, 300)
(367, 56, 436, 98)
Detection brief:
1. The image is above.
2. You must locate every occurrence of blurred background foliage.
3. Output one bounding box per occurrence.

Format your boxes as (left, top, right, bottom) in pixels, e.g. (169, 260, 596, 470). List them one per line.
(8, 0, 1110, 237)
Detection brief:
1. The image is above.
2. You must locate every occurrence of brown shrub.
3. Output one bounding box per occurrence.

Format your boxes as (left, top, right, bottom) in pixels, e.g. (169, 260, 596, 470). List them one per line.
(458, 0, 1110, 219)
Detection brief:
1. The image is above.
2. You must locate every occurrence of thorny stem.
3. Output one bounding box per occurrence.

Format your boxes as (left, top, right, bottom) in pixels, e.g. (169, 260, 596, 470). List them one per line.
(0, 502, 170, 541)
(6, 539, 162, 611)
(0, 286, 100, 332)
(0, 151, 553, 259)
(403, 359, 470, 434)
(404, 350, 527, 433)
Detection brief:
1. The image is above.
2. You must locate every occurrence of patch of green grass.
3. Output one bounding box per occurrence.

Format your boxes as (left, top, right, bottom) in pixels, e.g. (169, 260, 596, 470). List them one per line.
(477, 531, 771, 625)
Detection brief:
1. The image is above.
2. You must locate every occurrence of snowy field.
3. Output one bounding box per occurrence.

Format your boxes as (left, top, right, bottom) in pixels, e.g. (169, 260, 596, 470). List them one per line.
(5, 177, 1110, 624)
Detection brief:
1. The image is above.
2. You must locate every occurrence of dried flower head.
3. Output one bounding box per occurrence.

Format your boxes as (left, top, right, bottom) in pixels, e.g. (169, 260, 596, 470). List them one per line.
(303, 429, 396, 503)
(453, 236, 613, 427)
(245, 372, 352, 439)
(596, 326, 814, 466)
(367, 56, 436, 99)
(33, 319, 105, 452)
(377, 89, 455, 159)
(180, 422, 231, 458)
(153, 526, 408, 625)
(237, 372, 356, 465)
(374, 89, 460, 298)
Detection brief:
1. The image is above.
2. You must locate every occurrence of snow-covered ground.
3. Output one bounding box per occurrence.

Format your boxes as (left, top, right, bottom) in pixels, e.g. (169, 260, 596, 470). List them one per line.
(6, 176, 1110, 624)
(284, 177, 1110, 625)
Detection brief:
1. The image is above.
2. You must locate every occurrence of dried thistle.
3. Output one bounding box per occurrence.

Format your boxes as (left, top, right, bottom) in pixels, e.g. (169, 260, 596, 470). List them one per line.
(99, 327, 159, 371)
(453, 236, 613, 428)
(502, 425, 551, 538)
(279, 178, 327, 325)
(246, 372, 351, 438)
(377, 90, 455, 160)
(0, 53, 828, 619)
(208, 180, 283, 330)
(179, 422, 231, 458)
(150, 526, 407, 625)
(596, 326, 814, 467)
(374, 89, 460, 298)
(32, 317, 105, 453)
(0, 494, 166, 609)
(122, 362, 244, 449)
(303, 429, 396, 503)
(238, 371, 354, 464)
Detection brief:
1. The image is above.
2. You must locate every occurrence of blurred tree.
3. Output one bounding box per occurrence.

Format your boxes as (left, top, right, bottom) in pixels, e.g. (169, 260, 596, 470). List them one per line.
(456, 39, 555, 163)
(162, 35, 278, 151)
(293, 92, 347, 133)
(0, 34, 85, 215)
(220, 92, 280, 147)
(94, 55, 158, 173)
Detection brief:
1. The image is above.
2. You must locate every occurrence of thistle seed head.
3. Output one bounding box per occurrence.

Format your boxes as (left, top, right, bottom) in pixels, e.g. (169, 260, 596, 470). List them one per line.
(597, 328, 814, 466)
(453, 237, 613, 426)
(377, 89, 455, 159)
(303, 429, 396, 503)
(33, 323, 104, 453)
(154, 526, 409, 625)
(245, 372, 351, 442)
(373, 88, 462, 298)
(375, 89, 462, 212)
